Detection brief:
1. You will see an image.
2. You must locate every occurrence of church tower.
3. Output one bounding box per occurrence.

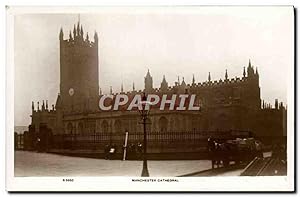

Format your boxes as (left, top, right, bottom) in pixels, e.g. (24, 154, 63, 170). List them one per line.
(59, 22, 99, 113)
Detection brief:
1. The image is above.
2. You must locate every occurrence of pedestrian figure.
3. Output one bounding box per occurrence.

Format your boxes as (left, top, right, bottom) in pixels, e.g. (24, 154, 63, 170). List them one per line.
(208, 139, 219, 169)
(255, 140, 263, 158)
(215, 142, 222, 168)
(104, 144, 110, 160)
(137, 142, 143, 160)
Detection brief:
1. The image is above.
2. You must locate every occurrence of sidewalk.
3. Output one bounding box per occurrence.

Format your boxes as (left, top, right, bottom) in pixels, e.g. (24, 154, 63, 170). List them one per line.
(178, 164, 245, 177)
(178, 152, 273, 177)
(47, 149, 210, 160)
(15, 151, 212, 177)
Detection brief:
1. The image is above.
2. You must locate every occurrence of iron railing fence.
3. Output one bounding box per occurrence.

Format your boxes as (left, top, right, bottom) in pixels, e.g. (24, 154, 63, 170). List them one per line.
(49, 130, 251, 152)
(16, 130, 284, 153)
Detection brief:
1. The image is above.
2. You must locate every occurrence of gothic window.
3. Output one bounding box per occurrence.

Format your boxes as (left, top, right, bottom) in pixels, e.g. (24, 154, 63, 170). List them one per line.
(147, 118, 152, 133)
(131, 119, 137, 132)
(233, 87, 241, 99)
(192, 118, 198, 131)
(78, 122, 84, 135)
(67, 122, 73, 134)
(49, 118, 55, 128)
(199, 97, 204, 109)
(174, 117, 180, 132)
(88, 121, 96, 134)
(159, 116, 168, 132)
(215, 90, 226, 103)
(219, 93, 226, 102)
(101, 120, 109, 133)
(170, 118, 174, 131)
(217, 113, 230, 131)
(114, 120, 122, 133)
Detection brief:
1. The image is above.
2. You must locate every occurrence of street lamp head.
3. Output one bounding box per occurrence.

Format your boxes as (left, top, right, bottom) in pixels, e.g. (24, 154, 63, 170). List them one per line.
(138, 92, 152, 117)
(142, 92, 147, 101)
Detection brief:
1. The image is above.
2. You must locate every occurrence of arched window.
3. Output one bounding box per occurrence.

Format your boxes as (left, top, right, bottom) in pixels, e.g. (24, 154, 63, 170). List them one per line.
(89, 121, 96, 134)
(101, 120, 109, 133)
(78, 122, 84, 135)
(114, 120, 122, 133)
(67, 122, 73, 134)
(174, 117, 180, 132)
(217, 113, 230, 131)
(159, 116, 168, 132)
(192, 118, 198, 131)
(147, 118, 152, 133)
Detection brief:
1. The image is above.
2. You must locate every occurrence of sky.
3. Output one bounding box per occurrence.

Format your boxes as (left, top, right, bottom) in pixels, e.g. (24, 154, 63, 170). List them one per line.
(13, 7, 294, 126)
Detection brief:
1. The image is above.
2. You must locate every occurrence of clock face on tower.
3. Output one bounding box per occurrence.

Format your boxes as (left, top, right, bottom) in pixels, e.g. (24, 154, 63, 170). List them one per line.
(69, 88, 74, 96)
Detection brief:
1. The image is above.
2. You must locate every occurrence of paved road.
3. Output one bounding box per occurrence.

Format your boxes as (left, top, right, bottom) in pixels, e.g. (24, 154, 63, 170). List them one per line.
(14, 151, 212, 177)
(180, 166, 244, 177)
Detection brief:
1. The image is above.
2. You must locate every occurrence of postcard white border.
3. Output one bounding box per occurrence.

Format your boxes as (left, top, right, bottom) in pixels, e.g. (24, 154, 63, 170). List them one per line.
(6, 6, 295, 192)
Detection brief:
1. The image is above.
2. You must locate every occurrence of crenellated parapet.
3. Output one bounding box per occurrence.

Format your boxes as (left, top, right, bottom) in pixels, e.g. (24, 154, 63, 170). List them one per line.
(261, 99, 286, 111)
(99, 60, 267, 111)
(59, 22, 98, 49)
(191, 76, 247, 88)
(102, 60, 259, 96)
(104, 76, 250, 95)
(31, 100, 57, 114)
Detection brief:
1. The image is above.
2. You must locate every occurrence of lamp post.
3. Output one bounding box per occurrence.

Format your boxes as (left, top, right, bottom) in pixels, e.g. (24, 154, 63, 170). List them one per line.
(138, 92, 151, 177)
(71, 125, 74, 150)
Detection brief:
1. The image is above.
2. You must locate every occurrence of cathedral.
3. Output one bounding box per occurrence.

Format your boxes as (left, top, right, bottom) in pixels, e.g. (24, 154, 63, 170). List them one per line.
(26, 22, 287, 152)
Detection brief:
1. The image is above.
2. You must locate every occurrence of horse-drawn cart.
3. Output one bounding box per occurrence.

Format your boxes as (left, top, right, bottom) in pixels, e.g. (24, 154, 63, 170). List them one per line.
(208, 137, 263, 169)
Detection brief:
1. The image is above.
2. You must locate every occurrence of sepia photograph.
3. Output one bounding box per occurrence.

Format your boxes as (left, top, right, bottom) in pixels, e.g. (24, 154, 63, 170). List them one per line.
(6, 6, 294, 191)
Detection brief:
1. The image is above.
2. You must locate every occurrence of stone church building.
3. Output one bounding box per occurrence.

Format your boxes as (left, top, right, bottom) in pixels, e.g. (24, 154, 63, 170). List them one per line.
(27, 22, 287, 150)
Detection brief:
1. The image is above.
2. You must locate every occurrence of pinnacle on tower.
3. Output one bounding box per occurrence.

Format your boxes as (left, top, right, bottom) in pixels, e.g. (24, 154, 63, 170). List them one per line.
(144, 69, 153, 92)
(181, 77, 186, 86)
(42, 100, 45, 110)
(225, 69, 228, 80)
(275, 99, 279, 109)
(146, 69, 151, 77)
(162, 75, 167, 83)
(192, 74, 195, 84)
(243, 66, 246, 77)
(133, 82, 135, 91)
(160, 75, 168, 91)
(69, 30, 73, 40)
(208, 72, 211, 82)
(80, 25, 83, 37)
(86, 32, 89, 41)
(46, 100, 48, 110)
(73, 24, 76, 37)
(77, 22, 80, 36)
(110, 86, 113, 95)
(37, 102, 40, 111)
(247, 59, 255, 76)
(121, 83, 124, 93)
(32, 101, 34, 111)
(59, 27, 64, 40)
(55, 93, 62, 109)
(94, 31, 98, 43)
